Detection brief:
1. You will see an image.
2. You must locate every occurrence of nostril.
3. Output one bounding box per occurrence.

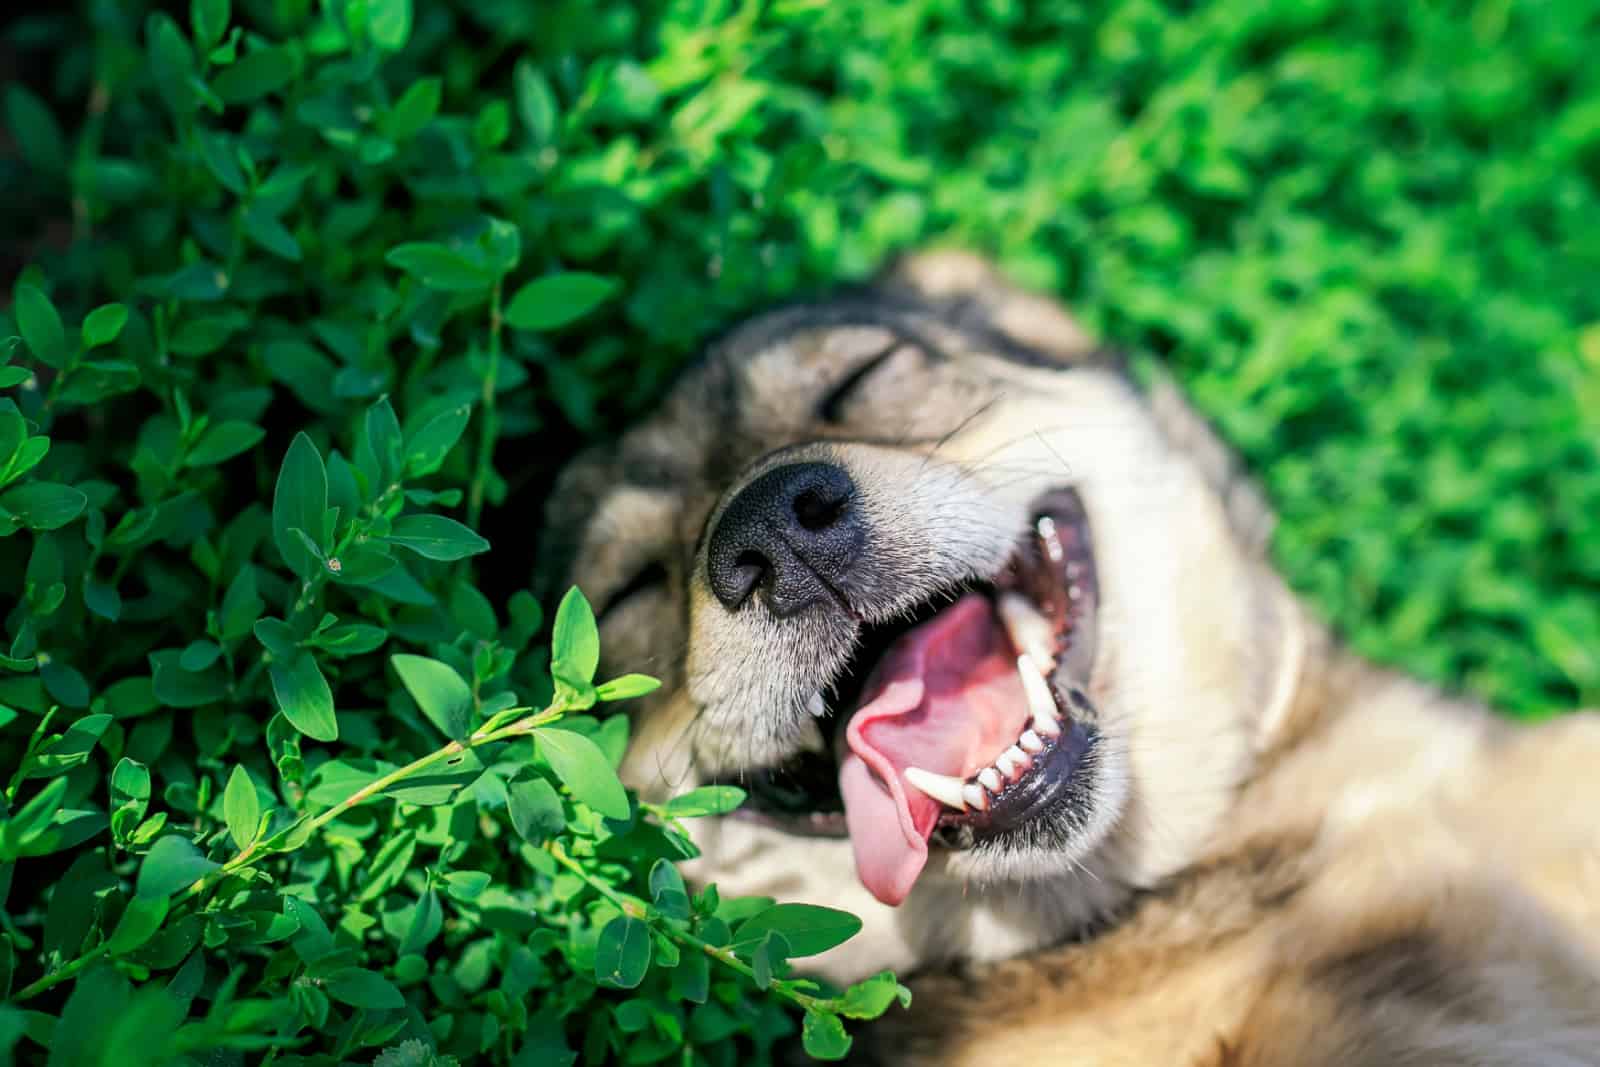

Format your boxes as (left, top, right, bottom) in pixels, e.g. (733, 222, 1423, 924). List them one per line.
(793, 487, 848, 532)
(732, 549, 769, 588)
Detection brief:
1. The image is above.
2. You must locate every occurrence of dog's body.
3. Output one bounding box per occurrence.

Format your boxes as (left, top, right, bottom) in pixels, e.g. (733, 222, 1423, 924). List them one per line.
(543, 253, 1600, 1064)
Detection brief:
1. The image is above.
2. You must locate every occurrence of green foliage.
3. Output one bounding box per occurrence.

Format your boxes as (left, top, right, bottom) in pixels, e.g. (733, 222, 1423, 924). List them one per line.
(0, 2, 921, 1062)
(2, 0, 1598, 1061)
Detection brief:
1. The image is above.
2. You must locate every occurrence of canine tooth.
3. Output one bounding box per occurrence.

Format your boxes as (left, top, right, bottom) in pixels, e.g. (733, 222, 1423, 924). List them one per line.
(904, 767, 968, 811)
(977, 767, 1003, 793)
(1019, 729, 1045, 753)
(806, 691, 828, 718)
(998, 592, 1056, 671)
(1017, 654, 1062, 737)
(962, 783, 990, 811)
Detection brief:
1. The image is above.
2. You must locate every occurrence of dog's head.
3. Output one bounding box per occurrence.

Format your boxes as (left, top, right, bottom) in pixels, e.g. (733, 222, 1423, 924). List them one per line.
(540, 253, 1306, 979)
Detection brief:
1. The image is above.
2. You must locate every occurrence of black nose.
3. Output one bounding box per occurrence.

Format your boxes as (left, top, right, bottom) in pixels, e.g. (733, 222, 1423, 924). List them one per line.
(706, 462, 864, 616)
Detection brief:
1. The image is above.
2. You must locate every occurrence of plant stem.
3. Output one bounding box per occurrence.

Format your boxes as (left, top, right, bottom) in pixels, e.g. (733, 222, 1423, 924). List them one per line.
(11, 703, 564, 1003)
(543, 842, 832, 1015)
(467, 280, 503, 527)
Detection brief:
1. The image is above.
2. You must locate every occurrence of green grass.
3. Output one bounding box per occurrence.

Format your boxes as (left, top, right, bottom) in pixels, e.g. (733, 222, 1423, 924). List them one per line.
(2, 0, 1598, 1062)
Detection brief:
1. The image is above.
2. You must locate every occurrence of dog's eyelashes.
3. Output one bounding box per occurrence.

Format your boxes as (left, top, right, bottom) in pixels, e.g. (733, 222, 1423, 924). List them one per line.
(597, 561, 669, 621)
(816, 342, 909, 424)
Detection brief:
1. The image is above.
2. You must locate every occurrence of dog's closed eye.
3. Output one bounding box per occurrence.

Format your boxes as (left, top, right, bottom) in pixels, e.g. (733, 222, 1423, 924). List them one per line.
(817, 342, 911, 424)
(597, 560, 668, 621)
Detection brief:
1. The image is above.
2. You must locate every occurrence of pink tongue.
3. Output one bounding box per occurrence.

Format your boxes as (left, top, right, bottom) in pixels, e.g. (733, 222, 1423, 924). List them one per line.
(839, 594, 1029, 905)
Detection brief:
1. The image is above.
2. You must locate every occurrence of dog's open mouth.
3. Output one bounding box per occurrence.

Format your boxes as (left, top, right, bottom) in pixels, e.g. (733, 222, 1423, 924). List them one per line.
(721, 488, 1100, 906)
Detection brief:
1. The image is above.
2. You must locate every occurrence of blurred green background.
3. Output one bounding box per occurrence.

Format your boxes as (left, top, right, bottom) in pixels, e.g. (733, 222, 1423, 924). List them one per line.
(11, 0, 1600, 720)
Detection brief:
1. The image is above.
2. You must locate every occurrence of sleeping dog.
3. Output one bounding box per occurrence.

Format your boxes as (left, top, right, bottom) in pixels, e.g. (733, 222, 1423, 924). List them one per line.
(540, 252, 1600, 1064)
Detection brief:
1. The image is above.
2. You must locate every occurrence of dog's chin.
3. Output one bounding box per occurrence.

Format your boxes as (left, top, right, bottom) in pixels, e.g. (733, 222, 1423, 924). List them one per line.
(706, 484, 1125, 901)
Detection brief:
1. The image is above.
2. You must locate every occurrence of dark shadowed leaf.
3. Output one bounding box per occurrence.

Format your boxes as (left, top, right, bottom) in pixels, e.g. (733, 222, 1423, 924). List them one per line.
(271, 433, 327, 581)
(594, 916, 650, 989)
(136, 836, 220, 898)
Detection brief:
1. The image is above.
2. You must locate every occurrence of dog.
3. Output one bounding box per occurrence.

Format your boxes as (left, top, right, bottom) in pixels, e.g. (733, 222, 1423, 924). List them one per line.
(539, 252, 1600, 1064)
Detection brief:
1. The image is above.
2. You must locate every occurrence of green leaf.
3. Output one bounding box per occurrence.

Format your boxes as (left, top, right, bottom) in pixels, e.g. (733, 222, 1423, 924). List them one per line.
(326, 968, 404, 1011)
(385, 243, 494, 293)
(14, 284, 68, 369)
(272, 433, 328, 581)
(82, 578, 120, 621)
(731, 904, 862, 958)
(1, 482, 86, 530)
(368, 0, 412, 51)
(136, 835, 220, 898)
(106, 894, 169, 956)
(801, 1011, 852, 1060)
(380, 78, 441, 141)
(0, 778, 67, 856)
(534, 728, 629, 819)
(660, 785, 747, 819)
(243, 204, 302, 261)
(219, 566, 263, 642)
(386, 514, 489, 560)
(594, 916, 651, 989)
(839, 971, 913, 1019)
(398, 888, 442, 956)
(362, 397, 403, 490)
(595, 674, 660, 702)
(514, 59, 558, 144)
(80, 304, 128, 349)
(196, 129, 247, 195)
(504, 273, 617, 331)
(505, 773, 564, 842)
(5, 85, 67, 174)
(269, 651, 338, 742)
(442, 871, 491, 902)
(147, 13, 198, 116)
(390, 654, 472, 741)
(191, 0, 230, 49)
(177, 640, 221, 671)
(551, 586, 599, 691)
(186, 420, 264, 466)
(403, 403, 471, 476)
(648, 859, 690, 920)
(223, 765, 260, 849)
(26, 713, 110, 775)
(211, 45, 297, 104)
(751, 930, 788, 990)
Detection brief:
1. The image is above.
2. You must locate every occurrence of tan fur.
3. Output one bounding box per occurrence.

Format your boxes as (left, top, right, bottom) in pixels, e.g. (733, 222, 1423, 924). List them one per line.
(542, 250, 1600, 1063)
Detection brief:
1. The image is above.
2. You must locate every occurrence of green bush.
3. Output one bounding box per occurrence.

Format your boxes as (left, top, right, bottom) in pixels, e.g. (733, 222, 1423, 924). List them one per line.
(4, 0, 1599, 1063)
(0, 2, 909, 1063)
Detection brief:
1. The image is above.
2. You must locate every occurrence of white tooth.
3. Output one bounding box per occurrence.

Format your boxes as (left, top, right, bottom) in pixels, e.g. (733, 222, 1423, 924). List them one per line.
(904, 767, 968, 811)
(1001, 746, 1031, 780)
(962, 783, 990, 811)
(978, 767, 1003, 793)
(998, 593, 1056, 672)
(1017, 654, 1062, 737)
(995, 749, 1020, 778)
(806, 691, 827, 718)
(1019, 729, 1045, 753)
